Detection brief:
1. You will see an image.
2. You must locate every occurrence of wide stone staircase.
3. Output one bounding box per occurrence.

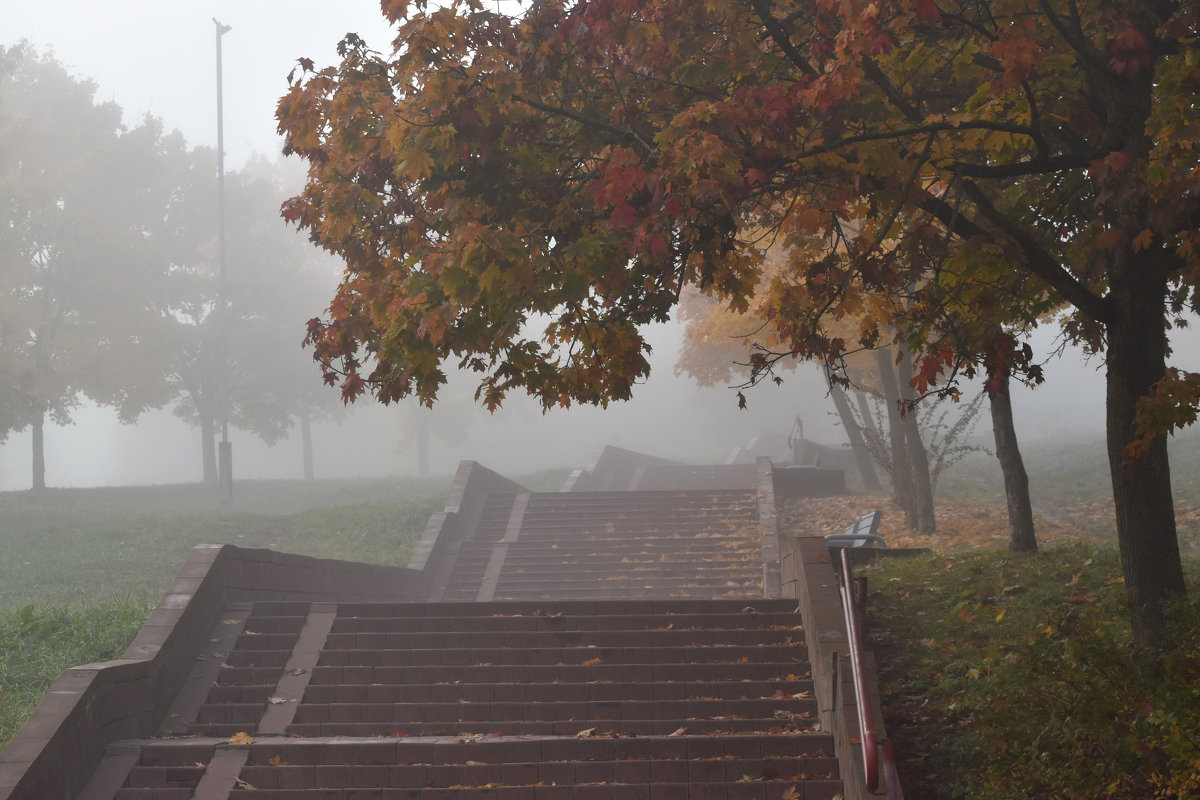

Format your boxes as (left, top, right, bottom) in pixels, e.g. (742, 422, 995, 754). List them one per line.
(439, 489, 763, 602)
(103, 598, 839, 799)
(5, 449, 888, 800)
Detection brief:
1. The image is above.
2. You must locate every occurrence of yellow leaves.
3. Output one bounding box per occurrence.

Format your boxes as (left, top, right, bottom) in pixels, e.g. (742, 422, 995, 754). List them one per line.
(267, 755, 287, 767)
(228, 732, 253, 745)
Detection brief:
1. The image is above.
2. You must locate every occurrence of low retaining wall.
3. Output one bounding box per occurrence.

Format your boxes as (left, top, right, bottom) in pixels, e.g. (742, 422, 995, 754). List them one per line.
(0, 544, 423, 800)
(772, 465, 847, 498)
(409, 461, 529, 600)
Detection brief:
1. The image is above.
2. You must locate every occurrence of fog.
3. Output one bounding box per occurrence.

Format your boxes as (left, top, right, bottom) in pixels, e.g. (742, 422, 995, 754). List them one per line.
(3, 2, 1198, 492)
(1, 314, 1161, 491)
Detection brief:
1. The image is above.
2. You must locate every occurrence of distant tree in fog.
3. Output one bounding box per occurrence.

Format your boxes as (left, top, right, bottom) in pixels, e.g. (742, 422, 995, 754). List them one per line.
(0, 44, 174, 489)
(154, 155, 343, 481)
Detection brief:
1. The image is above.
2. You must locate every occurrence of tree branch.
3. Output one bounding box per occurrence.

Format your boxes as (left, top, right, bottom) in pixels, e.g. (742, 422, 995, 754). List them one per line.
(939, 181, 1111, 324)
(746, 0, 820, 78)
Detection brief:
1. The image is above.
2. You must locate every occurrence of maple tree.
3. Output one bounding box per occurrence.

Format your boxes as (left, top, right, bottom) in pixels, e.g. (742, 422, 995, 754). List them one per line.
(279, 0, 1197, 645)
(0, 45, 176, 488)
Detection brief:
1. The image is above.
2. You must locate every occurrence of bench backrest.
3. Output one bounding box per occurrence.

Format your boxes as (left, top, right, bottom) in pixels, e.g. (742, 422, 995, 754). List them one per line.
(824, 510, 885, 548)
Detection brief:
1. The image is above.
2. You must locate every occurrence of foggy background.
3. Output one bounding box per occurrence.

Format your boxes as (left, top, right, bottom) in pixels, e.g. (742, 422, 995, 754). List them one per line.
(2, 1, 1194, 491)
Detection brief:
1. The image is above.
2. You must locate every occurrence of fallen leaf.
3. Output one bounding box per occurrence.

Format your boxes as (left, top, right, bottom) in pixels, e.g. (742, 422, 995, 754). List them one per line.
(267, 755, 287, 766)
(229, 732, 253, 745)
(583, 657, 603, 665)
(669, 727, 687, 736)
(268, 696, 289, 704)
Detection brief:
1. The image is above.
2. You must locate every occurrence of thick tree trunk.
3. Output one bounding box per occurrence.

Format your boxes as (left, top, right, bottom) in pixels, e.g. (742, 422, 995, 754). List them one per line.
(825, 366, 883, 492)
(1106, 268, 1186, 648)
(301, 411, 315, 481)
(876, 347, 916, 525)
(896, 349, 936, 534)
(31, 407, 46, 490)
(988, 368, 1037, 552)
(201, 416, 217, 483)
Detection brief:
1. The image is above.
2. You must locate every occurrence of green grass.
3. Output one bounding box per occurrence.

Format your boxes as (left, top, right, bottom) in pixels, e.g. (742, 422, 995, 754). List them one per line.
(0, 477, 451, 610)
(0, 598, 152, 751)
(868, 544, 1200, 799)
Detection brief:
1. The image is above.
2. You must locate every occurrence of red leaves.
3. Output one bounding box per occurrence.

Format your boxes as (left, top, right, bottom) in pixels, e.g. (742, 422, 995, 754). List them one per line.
(1108, 26, 1151, 75)
(989, 35, 1042, 85)
(340, 372, 366, 405)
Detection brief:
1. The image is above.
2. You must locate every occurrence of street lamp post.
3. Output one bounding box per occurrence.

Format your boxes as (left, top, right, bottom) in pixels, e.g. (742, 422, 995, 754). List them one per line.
(214, 18, 233, 507)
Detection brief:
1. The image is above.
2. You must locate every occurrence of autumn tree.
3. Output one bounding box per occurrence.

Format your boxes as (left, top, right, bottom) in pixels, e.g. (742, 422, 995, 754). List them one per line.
(278, 0, 1197, 645)
(0, 44, 175, 488)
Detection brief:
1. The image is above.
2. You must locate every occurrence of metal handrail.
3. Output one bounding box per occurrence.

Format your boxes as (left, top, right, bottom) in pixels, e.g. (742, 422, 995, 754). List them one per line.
(838, 547, 899, 799)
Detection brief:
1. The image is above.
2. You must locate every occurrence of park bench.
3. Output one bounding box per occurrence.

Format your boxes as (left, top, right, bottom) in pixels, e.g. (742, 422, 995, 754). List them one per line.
(825, 510, 886, 550)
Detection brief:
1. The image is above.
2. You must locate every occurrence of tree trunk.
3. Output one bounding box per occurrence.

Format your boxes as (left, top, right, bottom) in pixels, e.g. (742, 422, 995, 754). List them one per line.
(856, 391, 880, 438)
(876, 347, 916, 526)
(201, 415, 217, 483)
(825, 366, 883, 492)
(988, 367, 1037, 552)
(1106, 265, 1186, 648)
(896, 349, 936, 534)
(31, 407, 46, 490)
(300, 410, 315, 481)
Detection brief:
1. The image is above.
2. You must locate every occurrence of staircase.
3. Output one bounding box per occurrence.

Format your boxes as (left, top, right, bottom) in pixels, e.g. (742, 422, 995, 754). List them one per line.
(438, 490, 763, 602)
(8, 456, 862, 800)
(102, 598, 841, 800)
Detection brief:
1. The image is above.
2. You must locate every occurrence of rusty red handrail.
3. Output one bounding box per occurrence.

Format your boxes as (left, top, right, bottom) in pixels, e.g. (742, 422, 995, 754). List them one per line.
(838, 547, 899, 799)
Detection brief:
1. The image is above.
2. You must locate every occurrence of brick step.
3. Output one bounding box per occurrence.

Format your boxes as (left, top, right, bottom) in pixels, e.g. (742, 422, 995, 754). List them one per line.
(503, 531, 756, 542)
(114, 764, 205, 789)
(226, 651, 293, 669)
(221, 786, 842, 800)
(233, 633, 302, 650)
(490, 555, 755, 567)
(301, 679, 814, 704)
(241, 617, 307, 634)
(131, 733, 834, 766)
(207, 684, 278, 703)
(288, 696, 817, 725)
(234, 756, 838, 790)
(274, 716, 820, 737)
(112, 790, 194, 800)
(489, 580, 761, 595)
(332, 600, 798, 617)
(492, 569, 760, 584)
(315, 644, 808, 667)
(308, 662, 811, 686)
(328, 611, 801, 632)
(216, 667, 291, 686)
(321, 629, 803, 650)
(193, 702, 267, 726)
(488, 588, 760, 601)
